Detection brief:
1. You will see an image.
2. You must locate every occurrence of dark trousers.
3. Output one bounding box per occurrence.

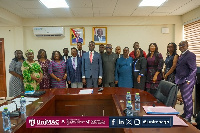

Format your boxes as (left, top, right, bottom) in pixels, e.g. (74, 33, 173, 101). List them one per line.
(86, 78, 98, 88)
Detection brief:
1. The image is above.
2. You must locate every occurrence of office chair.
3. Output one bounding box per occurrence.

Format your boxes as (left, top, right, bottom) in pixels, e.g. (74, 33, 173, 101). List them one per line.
(154, 80, 178, 107)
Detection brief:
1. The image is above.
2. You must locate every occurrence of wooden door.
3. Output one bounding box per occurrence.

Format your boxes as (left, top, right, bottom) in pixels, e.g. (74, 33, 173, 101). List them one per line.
(0, 38, 7, 97)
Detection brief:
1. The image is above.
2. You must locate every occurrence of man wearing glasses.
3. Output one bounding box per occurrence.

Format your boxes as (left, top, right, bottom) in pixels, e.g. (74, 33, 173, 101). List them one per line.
(175, 41, 197, 122)
(101, 44, 118, 87)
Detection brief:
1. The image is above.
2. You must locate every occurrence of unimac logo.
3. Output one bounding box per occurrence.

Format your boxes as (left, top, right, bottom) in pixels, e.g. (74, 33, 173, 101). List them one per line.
(29, 119, 36, 127)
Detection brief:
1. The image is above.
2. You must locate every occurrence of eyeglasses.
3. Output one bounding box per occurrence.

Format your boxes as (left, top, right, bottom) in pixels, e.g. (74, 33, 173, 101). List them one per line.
(106, 47, 112, 49)
(178, 44, 186, 47)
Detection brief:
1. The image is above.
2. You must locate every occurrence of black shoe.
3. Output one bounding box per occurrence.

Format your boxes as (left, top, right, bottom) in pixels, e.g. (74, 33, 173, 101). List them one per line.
(183, 118, 191, 123)
(180, 113, 186, 118)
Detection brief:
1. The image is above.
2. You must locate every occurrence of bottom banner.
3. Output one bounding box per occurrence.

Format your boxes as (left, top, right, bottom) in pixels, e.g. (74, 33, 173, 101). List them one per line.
(26, 116, 173, 128)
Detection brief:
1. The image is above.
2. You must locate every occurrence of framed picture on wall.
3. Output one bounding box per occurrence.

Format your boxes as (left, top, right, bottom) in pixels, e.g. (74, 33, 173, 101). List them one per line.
(92, 27, 107, 45)
(70, 27, 85, 45)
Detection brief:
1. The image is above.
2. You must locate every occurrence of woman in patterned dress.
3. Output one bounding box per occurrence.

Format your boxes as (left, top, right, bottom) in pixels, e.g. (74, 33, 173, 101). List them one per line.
(48, 51, 67, 88)
(37, 49, 51, 89)
(163, 43, 179, 83)
(9, 50, 25, 97)
(146, 43, 164, 95)
(22, 49, 43, 91)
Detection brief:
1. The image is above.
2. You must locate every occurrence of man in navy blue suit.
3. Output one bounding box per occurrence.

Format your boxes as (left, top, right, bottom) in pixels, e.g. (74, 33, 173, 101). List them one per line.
(67, 47, 83, 88)
(82, 41, 103, 88)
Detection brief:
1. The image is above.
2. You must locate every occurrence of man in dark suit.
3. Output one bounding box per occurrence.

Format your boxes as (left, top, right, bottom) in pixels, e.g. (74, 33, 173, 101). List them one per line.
(62, 48, 70, 62)
(101, 44, 118, 87)
(66, 47, 82, 88)
(82, 41, 103, 88)
(62, 48, 71, 88)
(175, 41, 197, 122)
(77, 42, 86, 58)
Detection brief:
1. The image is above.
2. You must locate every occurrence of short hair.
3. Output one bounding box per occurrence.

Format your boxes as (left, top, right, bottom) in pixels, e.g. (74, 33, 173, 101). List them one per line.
(133, 42, 139, 46)
(63, 48, 68, 51)
(51, 51, 62, 60)
(124, 47, 129, 50)
(179, 41, 188, 46)
(89, 41, 95, 45)
(71, 47, 78, 52)
(37, 49, 47, 60)
(77, 42, 82, 44)
(99, 44, 104, 46)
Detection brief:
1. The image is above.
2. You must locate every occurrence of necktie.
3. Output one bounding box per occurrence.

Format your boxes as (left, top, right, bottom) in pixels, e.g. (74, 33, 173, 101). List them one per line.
(80, 51, 82, 57)
(73, 57, 76, 70)
(90, 52, 93, 63)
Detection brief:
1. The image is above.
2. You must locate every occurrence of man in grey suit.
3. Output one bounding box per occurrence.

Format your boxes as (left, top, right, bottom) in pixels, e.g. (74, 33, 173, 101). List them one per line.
(82, 41, 103, 88)
(102, 44, 118, 87)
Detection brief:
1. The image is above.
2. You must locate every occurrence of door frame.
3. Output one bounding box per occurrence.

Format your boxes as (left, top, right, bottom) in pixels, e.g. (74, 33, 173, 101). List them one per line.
(0, 38, 7, 97)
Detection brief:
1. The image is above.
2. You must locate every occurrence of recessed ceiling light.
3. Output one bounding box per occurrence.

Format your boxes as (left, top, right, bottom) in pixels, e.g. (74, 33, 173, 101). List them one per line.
(139, 0, 167, 7)
(39, 0, 69, 8)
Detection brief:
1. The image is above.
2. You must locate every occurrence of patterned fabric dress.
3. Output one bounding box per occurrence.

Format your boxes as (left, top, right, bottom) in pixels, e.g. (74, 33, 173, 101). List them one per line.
(165, 55, 177, 83)
(22, 60, 43, 91)
(48, 60, 66, 88)
(9, 60, 24, 97)
(39, 59, 51, 89)
(146, 53, 164, 90)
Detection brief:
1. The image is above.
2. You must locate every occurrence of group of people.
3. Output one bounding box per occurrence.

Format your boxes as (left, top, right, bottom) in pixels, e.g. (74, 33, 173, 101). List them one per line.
(9, 40, 196, 122)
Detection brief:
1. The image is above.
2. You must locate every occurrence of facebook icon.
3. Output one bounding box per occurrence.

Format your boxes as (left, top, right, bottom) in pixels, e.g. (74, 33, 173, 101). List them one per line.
(109, 117, 125, 127)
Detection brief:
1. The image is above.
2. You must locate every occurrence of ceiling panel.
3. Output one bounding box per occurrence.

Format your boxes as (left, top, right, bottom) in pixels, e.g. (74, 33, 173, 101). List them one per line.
(92, 0, 117, 7)
(131, 7, 158, 16)
(0, 0, 199, 18)
(16, 1, 44, 8)
(93, 7, 114, 14)
(66, 0, 92, 8)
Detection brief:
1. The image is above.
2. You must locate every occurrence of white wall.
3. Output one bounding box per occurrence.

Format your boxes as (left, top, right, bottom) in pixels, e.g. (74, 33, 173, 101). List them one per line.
(1, 16, 184, 95)
(182, 6, 200, 24)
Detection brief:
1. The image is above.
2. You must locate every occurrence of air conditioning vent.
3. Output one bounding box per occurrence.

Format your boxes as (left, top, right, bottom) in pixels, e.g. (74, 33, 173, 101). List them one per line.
(33, 27, 64, 37)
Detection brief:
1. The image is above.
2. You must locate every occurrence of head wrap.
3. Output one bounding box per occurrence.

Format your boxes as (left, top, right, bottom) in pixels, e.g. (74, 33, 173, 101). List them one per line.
(25, 49, 34, 57)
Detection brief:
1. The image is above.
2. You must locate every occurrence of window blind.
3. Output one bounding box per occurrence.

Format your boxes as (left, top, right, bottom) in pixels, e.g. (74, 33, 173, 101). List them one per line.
(184, 19, 200, 66)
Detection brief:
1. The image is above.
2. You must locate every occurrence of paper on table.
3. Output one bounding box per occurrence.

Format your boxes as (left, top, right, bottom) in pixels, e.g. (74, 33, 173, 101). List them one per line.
(143, 106, 179, 114)
(143, 115, 188, 126)
(79, 89, 93, 94)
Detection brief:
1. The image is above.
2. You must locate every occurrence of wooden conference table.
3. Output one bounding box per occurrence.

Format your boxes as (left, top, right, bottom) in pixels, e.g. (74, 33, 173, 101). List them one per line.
(0, 87, 199, 133)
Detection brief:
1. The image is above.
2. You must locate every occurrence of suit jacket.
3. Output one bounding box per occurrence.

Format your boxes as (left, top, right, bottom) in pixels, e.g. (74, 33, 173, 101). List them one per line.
(62, 55, 71, 63)
(78, 50, 86, 58)
(66, 57, 82, 83)
(82, 51, 102, 79)
(175, 50, 197, 84)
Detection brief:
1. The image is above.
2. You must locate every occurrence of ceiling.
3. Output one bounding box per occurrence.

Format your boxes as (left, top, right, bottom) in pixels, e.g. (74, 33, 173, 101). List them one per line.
(0, 0, 200, 18)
